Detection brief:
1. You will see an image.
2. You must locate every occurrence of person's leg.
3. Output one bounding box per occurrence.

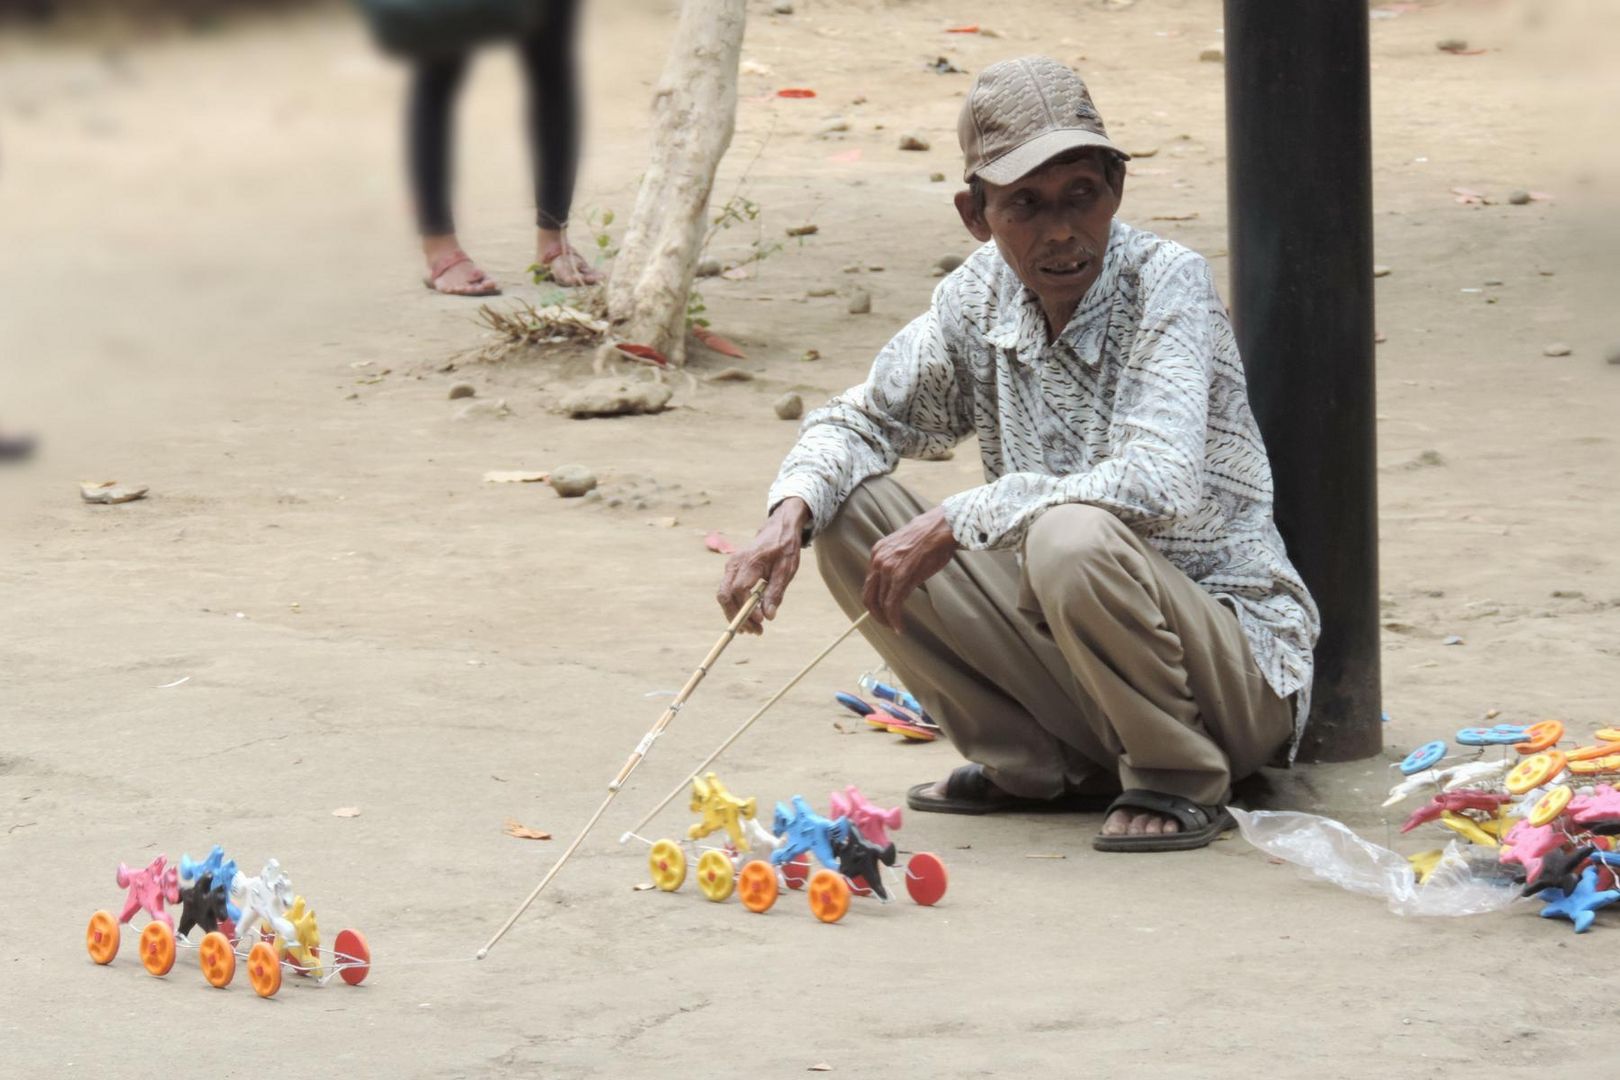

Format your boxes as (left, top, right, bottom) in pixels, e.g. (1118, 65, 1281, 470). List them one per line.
(1020, 504, 1294, 836)
(408, 52, 498, 295)
(519, 0, 599, 286)
(816, 477, 1117, 801)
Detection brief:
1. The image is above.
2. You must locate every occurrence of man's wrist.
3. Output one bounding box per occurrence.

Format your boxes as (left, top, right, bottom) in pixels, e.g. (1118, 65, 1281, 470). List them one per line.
(773, 496, 812, 535)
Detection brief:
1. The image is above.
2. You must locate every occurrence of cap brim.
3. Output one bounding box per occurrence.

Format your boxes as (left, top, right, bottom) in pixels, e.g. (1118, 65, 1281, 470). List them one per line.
(969, 128, 1130, 185)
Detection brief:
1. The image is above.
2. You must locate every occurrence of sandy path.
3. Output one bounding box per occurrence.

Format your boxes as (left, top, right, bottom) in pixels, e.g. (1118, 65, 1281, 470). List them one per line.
(3, 2, 1618, 1076)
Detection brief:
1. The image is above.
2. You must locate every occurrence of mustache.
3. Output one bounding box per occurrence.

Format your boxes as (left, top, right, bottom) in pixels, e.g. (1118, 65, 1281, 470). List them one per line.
(1037, 244, 1102, 264)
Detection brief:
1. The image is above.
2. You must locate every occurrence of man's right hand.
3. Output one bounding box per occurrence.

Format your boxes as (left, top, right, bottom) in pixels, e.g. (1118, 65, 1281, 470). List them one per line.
(718, 497, 811, 634)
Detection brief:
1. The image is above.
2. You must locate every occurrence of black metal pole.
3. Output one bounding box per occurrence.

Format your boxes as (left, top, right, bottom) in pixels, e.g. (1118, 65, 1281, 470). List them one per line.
(1224, 0, 1381, 762)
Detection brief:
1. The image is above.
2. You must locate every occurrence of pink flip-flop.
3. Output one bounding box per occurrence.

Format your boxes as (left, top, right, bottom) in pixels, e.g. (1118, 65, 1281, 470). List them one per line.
(424, 249, 500, 296)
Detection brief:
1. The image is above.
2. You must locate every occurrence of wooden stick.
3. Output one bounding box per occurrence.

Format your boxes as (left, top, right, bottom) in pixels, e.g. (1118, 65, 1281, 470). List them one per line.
(476, 581, 765, 960)
(621, 612, 870, 843)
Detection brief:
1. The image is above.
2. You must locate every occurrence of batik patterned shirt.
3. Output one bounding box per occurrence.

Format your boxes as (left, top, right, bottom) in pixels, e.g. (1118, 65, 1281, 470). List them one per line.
(768, 219, 1320, 750)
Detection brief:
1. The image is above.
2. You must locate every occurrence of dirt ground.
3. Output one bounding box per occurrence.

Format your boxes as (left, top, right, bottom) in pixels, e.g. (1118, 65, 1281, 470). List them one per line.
(3, 1, 1619, 1076)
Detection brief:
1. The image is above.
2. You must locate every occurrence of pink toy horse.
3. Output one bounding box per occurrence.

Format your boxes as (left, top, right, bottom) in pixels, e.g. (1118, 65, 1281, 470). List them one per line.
(117, 855, 181, 930)
(829, 785, 903, 849)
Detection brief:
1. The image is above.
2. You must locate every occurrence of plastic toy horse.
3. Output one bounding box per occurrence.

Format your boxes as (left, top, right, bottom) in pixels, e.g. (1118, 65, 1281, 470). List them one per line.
(770, 795, 849, 870)
(178, 872, 235, 938)
(829, 785, 903, 849)
(232, 859, 295, 942)
(117, 855, 181, 930)
(281, 897, 322, 974)
(688, 773, 758, 851)
(834, 825, 898, 901)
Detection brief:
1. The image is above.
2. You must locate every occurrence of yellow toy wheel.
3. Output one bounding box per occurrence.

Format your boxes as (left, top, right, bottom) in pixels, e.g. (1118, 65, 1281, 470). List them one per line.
(247, 941, 282, 999)
(198, 931, 236, 988)
(1506, 751, 1567, 795)
(648, 839, 687, 892)
(696, 850, 736, 902)
(1596, 728, 1620, 743)
(1529, 785, 1573, 828)
(807, 869, 851, 924)
(1570, 753, 1620, 776)
(86, 911, 120, 966)
(737, 860, 779, 913)
(139, 922, 176, 977)
(1515, 720, 1565, 755)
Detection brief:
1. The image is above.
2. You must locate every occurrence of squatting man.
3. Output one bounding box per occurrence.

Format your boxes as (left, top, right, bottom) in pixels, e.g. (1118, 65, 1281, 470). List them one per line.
(718, 56, 1319, 852)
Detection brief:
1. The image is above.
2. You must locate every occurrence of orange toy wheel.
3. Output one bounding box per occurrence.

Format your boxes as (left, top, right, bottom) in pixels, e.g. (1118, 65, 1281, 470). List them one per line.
(737, 860, 780, 914)
(1515, 720, 1565, 755)
(807, 870, 851, 924)
(332, 928, 371, 986)
(86, 911, 120, 966)
(905, 852, 950, 907)
(247, 941, 282, 998)
(139, 921, 176, 977)
(198, 931, 236, 988)
(1567, 742, 1620, 762)
(781, 853, 812, 891)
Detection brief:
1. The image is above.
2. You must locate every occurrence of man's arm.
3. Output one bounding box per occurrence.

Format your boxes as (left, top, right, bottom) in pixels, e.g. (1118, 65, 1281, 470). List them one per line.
(719, 300, 969, 633)
(941, 258, 1217, 552)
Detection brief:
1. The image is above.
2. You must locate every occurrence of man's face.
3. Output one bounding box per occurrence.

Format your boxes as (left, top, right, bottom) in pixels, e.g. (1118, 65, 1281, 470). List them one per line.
(956, 153, 1123, 322)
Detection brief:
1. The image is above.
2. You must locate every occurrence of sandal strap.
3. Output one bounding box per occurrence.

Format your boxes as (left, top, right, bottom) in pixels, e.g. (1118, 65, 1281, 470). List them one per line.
(427, 249, 473, 283)
(941, 763, 994, 802)
(1103, 789, 1221, 831)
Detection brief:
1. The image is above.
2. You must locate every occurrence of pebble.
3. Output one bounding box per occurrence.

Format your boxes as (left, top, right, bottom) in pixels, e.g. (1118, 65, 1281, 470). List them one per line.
(817, 118, 849, 136)
(770, 0, 793, 12)
(806, 286, 838, 298)
(695, 257, 723, 278)
(447, 382, 476, 400)
(930, 172, 946, 182)
(774, 392, 804, 420)
(1551, 589, 1585, 599)
(1199, 46, 1224, 62)
(705, 367, 755, 383)
(1373, 265, 1391, 278)
(1436, 38, 1469, 52)
(549, 465, 598, 498)
(559, 379, 672, 418)
(898, 134, 930, 152)
(455, 399, 512, 421)
(1508, 189, 1531, 205)
(848, 290, 872, 315)
(842, 264, 863, 274)
(1543, 343, 1572, 357)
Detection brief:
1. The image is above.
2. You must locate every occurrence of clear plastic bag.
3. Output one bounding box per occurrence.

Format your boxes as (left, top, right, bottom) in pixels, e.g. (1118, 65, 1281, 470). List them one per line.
(1229, 808, 1521, 917)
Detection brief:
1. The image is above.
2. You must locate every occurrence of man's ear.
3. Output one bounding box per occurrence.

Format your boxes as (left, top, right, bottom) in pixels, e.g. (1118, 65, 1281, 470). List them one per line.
(954, 189, 993, 243)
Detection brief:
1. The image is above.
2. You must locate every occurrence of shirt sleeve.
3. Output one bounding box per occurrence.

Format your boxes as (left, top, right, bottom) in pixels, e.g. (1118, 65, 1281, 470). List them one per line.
(940, 258, 1216, 551)
(766, 296, 970, 539)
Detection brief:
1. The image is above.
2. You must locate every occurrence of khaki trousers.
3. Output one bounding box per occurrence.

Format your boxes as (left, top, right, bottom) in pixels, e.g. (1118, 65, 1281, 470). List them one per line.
(815, 477, 1293, 806)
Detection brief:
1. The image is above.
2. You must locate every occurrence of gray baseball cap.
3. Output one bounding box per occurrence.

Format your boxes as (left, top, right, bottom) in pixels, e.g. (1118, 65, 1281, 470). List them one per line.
(958, 56, 1128, 185)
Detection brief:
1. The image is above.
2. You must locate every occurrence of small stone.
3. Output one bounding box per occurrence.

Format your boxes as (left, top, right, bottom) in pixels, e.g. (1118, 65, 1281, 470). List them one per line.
(785, 224, 819, 237)
(1436, 38, 1469, 53)
(847, 290, 872, 315)
(770, 0, 793, 12)
(929, 171, 946, 182)
(774, 392, 804, 420)
(1199, 46, 1224, 62)
(606, 496, 624, 508)
(807, 286, 837, 298)
(842, 264, 862, 274)
(1551, 590, 1584, 599)
(583, 489, 602, 503)
(1404, 448, 1445, 469)
(1508, 189, 1532, 205)
(455, 399, 512, 421)
(816, 118, 849, 137)
(1373, 265, 1391, 278)
(1542, 343, 1572, 357)
(898, 134, 930, 152)
(695, 257, 723, 278)
(1483, 279, 1504, 286)
(549, 465, 598, 498)
(866, 265, 884, 272)
(447, 382, 476, 400)
(1442, 635, 1465, 646)
(559, 379, 673, 418)
(936, 254, 964, 275)
(705, 367, 755, 383)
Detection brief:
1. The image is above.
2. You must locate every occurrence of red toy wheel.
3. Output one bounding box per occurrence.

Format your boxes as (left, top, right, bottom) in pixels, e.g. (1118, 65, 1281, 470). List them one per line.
(781, 853, 812, 891)
(333, 928, 371, 986)
(86, 910, 120, 966)
(847, 875, 875, 897)
(905, 852, 949, 906)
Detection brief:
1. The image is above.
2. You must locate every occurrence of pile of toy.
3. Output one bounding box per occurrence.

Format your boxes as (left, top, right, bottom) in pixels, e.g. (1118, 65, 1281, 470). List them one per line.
(834, 672, 941, 743)
(628, 774, 948, 923)
(84, 844, 369, 997)
(1386, 719, 1620, 932)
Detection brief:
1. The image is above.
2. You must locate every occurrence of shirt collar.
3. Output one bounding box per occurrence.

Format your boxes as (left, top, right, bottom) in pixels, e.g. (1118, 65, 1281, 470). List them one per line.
(987, 219, 1125, 368)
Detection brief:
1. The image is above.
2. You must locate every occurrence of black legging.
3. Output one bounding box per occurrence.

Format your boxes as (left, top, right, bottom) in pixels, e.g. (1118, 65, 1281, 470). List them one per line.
(407, 0, 582, 236)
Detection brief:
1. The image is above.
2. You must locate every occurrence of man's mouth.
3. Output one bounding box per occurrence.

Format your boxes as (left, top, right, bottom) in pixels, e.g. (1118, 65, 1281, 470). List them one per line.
(1037, 259, 1089, 278)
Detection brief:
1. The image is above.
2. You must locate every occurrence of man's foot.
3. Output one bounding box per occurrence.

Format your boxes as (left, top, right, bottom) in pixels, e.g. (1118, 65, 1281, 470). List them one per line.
(906, 763, 1114, 816)
(422, 235, 500, 297)
(1092, 790, 1233, 852)
(536, 228, 602, 287)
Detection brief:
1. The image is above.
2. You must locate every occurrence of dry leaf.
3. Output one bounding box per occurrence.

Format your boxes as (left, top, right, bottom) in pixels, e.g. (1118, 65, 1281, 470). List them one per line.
(332, 806, 362, 818)
(504, 818, 552, 841)
(693, 326, 748, 359)
(784, 224, 819, 238)
(705, 531, 737, 555)
(613, 342, 670, 367)
(777, 88, 817, 98)
(808, 1066, 833, 1073)
(483, 470, 549, 484)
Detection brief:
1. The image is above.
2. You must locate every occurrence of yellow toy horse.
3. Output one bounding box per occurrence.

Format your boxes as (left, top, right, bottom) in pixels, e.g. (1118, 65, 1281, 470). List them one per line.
(688, 773, 758, 851)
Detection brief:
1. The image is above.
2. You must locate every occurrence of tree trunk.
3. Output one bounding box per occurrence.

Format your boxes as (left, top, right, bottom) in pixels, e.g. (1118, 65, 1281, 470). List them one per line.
(605, 0, 745, 367)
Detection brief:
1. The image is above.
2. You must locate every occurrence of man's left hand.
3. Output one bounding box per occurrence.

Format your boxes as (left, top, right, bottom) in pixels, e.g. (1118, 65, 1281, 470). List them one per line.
(862, 505, 959, 633)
